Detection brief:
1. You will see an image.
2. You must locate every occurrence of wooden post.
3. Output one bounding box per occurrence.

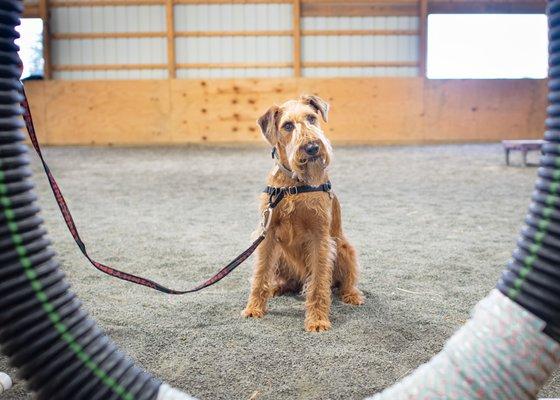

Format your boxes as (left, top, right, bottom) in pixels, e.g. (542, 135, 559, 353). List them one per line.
(418, 0, 428, 77)
(292, 0, 301, 77)
(166, 0, 176, 78)
(39, 0, 52, 79)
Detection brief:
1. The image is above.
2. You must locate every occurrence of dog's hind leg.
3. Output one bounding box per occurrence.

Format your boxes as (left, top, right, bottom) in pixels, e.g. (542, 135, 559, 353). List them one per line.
(242, 235, 281, 318)
(333, 237, 364, 305)
(331, 195, 364, 306)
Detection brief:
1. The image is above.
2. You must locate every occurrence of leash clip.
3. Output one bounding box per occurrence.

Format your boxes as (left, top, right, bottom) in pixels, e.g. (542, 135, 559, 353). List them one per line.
(260, 207, 273, 234)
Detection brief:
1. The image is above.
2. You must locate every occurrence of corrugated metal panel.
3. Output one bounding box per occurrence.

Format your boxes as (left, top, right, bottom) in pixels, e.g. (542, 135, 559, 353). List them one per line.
(52, 38, 166, 64)
(174, 3, 292, 78)
(174, 4, 292, 31)
(51, 5, 166, 79)
(175, 36, 292, 63)
(51, 6, 166, 33)
(302, 16, 419, 77)
(303, 35, 417, 62)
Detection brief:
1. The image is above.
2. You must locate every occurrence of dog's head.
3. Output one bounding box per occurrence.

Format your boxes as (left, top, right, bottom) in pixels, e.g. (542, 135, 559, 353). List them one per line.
(257, 94, 332, 184)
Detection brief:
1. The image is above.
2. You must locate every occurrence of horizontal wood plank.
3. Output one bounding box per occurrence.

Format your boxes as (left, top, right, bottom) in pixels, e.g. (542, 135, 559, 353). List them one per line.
(302, 29, 419, 36)
(50, 0, 163, 6)
(53, 64, 167, 71)
(175, 30, 293, 37)
(428, 1, 546, 13)
(52, 32, 166, 39)
(303, 61, 418, 68)
(176, 62, 293, 69)
(302, 2, 418, 16)
(23, 4, 40, 17)
(51, 0, 290, 5)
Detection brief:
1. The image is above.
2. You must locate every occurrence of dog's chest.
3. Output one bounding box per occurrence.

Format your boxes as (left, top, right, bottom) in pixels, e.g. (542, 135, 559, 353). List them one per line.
(272, 195, 332, 245)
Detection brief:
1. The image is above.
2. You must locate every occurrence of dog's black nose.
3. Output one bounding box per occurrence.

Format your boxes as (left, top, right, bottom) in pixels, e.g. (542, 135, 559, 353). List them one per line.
(304, 143, 320, 156)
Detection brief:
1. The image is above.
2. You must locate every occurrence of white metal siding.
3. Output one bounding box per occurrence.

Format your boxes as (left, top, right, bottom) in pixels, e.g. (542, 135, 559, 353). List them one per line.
(174, 4, 292, 31)
(50, 6, 166, 33)
(174, 3, 292, 78)
(50, 5, 167, 79)
(175, 36, 292, 63)
(302, 16, 419, 77)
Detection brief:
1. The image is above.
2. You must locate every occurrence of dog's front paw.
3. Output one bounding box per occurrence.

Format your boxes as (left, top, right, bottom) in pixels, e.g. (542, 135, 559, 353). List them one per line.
(305, 319, 331, 332)
(242, 306, 266, 318)
(341, 289, 365, 306)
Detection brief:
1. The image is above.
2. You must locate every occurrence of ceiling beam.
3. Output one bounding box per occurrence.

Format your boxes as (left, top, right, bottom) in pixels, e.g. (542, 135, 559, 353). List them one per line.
(428, 1, 546, 14)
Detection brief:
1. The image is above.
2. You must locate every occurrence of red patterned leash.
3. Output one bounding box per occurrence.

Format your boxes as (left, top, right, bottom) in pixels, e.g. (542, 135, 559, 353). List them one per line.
(20, 84, 269, 294)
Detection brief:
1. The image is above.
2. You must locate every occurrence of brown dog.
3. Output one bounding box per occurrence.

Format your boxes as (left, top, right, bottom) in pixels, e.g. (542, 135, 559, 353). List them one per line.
(242, 95, 364, 332)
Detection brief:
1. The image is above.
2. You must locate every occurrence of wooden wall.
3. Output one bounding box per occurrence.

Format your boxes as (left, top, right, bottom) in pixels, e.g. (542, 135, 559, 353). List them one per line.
(23, 77, 547, 145)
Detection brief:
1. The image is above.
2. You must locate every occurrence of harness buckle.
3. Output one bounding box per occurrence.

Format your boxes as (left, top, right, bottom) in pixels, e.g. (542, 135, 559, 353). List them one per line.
(260, 207, 273, 234)
(288, 186, 298, 196)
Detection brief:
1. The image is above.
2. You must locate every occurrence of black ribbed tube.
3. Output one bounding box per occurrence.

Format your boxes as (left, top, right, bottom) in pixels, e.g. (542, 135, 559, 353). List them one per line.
(497, 0, 560, 342)
(0, 2, 162, 399)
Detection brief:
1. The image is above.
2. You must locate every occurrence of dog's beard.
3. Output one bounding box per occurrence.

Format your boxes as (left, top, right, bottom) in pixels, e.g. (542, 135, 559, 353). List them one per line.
(287, 127, 332, 184)
(291, 152, 329, 185)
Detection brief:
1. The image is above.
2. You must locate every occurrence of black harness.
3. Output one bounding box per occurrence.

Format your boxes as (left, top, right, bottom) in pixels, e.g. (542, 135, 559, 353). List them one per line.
(264, 181, 332, 208)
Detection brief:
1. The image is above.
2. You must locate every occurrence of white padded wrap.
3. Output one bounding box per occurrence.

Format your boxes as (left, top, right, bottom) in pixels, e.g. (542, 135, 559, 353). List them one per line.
(157, 383, 197, 400)
(0, 372, 12, 393)
(368, 290, 560, 400)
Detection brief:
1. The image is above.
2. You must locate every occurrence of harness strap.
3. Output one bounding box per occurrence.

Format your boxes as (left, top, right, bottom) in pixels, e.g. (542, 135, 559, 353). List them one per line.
(264, 181, 332, 197)
(19, 84, 266, 295)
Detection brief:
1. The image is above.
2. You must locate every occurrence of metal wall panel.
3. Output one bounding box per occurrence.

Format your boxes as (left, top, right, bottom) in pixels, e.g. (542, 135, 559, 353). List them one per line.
(174, 4, 292, 31)
(302, 16, 419, 77)
(50, 6, 166, 33)
(50, 5, 166, 79)
(175, 36, 292, 63)
(51, 37, 167, 79)
(174, 3, 292, 78)
(52, 38, 166, 64)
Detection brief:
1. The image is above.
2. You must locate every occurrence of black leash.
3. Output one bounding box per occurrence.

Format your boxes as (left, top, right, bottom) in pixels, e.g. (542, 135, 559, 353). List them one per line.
(19, 84, 332, 294)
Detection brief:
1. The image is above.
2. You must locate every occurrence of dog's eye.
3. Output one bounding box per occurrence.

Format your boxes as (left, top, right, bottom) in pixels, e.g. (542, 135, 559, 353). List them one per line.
(306, 115, 317, 125)
(283, 122, 294, 132)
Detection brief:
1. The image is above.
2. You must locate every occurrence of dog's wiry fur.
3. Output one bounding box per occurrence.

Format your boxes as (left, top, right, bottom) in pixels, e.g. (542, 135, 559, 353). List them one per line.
(242, 95, 364, 332)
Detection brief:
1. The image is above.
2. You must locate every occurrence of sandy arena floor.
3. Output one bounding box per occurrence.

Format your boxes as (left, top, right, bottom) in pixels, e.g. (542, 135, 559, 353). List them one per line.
(1, 143, 558, 399)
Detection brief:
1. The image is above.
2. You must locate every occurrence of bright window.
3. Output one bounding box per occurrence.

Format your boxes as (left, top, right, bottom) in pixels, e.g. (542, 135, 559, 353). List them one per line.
(15, 18, 44, 80)
(427, 14, 548, 79)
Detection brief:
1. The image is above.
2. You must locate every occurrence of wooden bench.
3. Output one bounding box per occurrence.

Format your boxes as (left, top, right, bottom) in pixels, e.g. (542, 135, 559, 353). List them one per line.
(502, 140, 545, 166)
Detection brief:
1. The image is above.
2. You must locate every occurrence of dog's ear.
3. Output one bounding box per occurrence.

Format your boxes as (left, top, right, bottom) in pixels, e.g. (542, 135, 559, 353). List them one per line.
(257, 105, 281, 145)
(301, 94, 329, 123)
